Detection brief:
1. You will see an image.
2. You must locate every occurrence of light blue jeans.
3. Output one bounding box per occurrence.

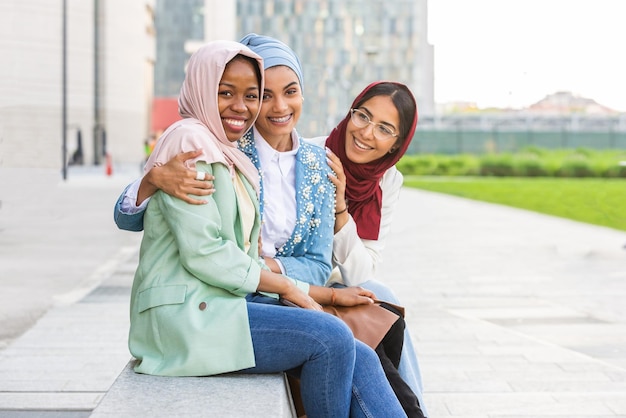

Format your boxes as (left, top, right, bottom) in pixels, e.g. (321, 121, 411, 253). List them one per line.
(241, 297, 407, 418)
(359, 280, 428, 417)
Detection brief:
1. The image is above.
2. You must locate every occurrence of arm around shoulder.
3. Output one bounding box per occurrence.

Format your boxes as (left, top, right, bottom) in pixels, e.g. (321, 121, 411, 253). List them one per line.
(113, 179, 147, 232)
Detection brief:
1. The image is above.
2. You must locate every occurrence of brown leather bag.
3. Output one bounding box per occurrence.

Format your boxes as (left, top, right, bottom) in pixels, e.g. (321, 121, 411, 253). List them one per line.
(322, 300, 404, 349)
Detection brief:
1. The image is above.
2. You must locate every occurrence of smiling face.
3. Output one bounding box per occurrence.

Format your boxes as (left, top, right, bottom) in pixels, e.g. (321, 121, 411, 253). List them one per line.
(218, 57, 261, 142)
(344, 95, 401, 164)
(254, 65, 302, 145)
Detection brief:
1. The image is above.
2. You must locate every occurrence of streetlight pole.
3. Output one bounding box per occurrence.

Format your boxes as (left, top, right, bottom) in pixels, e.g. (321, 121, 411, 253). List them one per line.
(61, 0, 67, 180)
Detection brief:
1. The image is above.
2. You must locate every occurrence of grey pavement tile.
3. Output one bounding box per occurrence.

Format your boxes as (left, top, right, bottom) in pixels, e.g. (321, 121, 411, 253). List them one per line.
(571, 345, 626, 361)
(4, 340, 128, 352)
(611, 360, 626, 370)
(0, 377, 114, 393)
(420, 355, 507, 371)
(78, 285, 131, 303)
(0, 393, 103, 411)
(548, 393, 626, 416)
(557, 362, 626, 374)
(0, 412, 90, 418)
(408, 324, 486, 342)
(416, 343, 485, 356)
(425, 379, 513, 393)
(489, 416, 626, 418)
(96, 273, 133, 289)
(520, 346, 599, 363)
(605, 399, 626, 415)
(510, 379, 626, 393)
(0, 356, 126, 373)
(511, 323, 626, 343)
(478, 344, 593, 361)
(486, 360, 564, 373)
(472, 331, 542, 345)
(432, 392, 617, 416)
(605, 370, 626, 382)
(472, 369, 614, 383)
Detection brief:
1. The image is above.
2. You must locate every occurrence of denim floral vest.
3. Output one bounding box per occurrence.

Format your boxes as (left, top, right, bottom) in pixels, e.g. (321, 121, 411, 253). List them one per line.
(238, 130, 335, 285)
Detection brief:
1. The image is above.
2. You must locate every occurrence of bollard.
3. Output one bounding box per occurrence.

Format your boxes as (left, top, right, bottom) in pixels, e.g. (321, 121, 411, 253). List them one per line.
(105, 153, 113, 176)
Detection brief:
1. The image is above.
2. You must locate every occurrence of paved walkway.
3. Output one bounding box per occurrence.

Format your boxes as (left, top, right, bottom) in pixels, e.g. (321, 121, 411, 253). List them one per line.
(1, 165, 626, 417)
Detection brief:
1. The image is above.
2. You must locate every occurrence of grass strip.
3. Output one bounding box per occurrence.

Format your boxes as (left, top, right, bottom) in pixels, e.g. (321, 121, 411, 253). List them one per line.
(403, 176, 626, 232)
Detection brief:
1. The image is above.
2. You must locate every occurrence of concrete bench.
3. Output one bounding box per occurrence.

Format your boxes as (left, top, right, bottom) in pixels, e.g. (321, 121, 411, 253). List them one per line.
(90, 359, 297, 417)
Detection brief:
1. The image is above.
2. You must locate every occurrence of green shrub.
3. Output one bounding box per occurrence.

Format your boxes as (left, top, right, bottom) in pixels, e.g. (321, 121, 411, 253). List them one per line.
(512, 153, 548, 177)
(604, 164, 626, 178)
(556, 154, 594, 177)
(479, 154, 515, 176)
(396, 148, 626, 179)
(447, 155, 480, 176)
(397, 155, 438, 175)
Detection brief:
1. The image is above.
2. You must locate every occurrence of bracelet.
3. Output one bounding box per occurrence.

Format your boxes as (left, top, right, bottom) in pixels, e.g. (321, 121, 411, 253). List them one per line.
(330, 288, 337, 306)
(335, 206, 348, 215)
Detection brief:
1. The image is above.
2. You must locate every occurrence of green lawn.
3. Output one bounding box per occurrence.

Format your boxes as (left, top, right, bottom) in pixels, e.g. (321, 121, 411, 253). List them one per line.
(403, 176, 626, 232)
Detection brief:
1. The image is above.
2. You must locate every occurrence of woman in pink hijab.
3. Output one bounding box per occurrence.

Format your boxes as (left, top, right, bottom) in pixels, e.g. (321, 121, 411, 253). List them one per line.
(127, 40, 406, 418)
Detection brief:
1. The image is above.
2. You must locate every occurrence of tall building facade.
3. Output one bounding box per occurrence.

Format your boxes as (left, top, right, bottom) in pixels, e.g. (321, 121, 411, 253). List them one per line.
(236, 0, 434, 136)
(0, 0, 156, 169)
(155, 0, 204, 97)
(153, 0, 434, 138)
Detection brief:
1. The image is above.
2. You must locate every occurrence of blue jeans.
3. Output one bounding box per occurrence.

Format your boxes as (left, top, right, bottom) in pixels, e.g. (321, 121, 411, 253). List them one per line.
(359, 280, 428, 417)
(241, 297, 406, 418)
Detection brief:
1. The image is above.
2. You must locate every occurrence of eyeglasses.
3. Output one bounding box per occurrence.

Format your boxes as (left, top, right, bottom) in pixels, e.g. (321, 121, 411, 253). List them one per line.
(350, 108, 398, 141)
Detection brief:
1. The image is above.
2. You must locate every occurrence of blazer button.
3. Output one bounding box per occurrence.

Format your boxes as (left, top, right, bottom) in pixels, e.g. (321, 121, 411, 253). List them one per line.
(199, 302, 207, 311)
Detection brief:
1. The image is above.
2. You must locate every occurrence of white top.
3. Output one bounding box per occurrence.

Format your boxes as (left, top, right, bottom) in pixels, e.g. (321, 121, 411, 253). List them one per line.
(305, 136, 404, 286)
(254, 127, 298, 258)
(120, 179, 147, 213)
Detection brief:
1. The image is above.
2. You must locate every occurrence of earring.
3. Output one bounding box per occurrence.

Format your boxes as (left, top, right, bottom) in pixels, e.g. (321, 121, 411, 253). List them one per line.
(301, 96, 305, 102)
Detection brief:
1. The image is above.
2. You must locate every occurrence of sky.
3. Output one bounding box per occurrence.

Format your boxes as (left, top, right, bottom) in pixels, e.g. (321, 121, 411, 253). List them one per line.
(427, 0, 626, 111)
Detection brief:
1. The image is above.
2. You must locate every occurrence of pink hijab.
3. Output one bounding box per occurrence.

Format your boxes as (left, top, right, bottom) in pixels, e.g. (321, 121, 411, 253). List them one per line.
(145, 40, 263, 194)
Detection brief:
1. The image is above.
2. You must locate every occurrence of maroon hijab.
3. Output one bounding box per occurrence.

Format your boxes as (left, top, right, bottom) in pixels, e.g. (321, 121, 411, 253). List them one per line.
(325, 81, 418, 240)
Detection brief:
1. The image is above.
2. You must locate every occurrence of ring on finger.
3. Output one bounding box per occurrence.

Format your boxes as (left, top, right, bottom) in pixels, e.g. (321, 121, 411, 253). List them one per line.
(195, 171, 205, 181)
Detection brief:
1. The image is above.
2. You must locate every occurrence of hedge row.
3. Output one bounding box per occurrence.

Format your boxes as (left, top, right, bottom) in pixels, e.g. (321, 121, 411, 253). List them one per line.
(397, 147, 626, 178)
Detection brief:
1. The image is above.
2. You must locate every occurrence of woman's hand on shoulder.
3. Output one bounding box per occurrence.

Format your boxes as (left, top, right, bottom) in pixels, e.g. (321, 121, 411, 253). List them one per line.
(325, 147, 348, 216)
(147, 149, 215, 205)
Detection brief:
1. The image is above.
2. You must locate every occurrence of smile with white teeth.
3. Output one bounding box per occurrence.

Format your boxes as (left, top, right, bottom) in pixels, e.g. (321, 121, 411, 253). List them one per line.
(269, 115, 291, 123)
(224, 118, 245, 127)
(354, 137, 373, 150)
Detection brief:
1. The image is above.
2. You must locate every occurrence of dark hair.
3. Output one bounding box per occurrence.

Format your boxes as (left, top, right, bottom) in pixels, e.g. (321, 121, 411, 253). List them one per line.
(229, 54, 263, 89)
(352, 82, 417, 146)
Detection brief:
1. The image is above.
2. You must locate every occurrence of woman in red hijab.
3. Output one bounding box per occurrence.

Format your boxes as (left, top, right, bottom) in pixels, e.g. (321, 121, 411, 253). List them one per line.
(324, 81, 418, 242)
(310, 81, 427, 416)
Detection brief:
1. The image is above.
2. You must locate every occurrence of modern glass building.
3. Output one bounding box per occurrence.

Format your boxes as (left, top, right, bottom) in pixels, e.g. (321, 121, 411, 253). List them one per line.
(235, 0, 434, 136)
(155, 0, 205, 97)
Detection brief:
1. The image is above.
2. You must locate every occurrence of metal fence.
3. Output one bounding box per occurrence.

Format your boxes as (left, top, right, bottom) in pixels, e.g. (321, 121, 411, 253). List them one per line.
(408, 114, 626, 154)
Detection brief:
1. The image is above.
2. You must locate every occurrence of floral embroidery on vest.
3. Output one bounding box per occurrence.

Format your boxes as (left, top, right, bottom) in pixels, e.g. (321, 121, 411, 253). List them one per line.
(238, 130, 335, 259)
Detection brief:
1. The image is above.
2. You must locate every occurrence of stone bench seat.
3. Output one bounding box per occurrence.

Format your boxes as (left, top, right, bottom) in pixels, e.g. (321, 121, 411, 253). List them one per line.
(90, 359, 297, 417)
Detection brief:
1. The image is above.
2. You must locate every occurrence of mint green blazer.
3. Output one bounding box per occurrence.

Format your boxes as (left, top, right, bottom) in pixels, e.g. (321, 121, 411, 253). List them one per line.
(129, 162, 263, 376)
